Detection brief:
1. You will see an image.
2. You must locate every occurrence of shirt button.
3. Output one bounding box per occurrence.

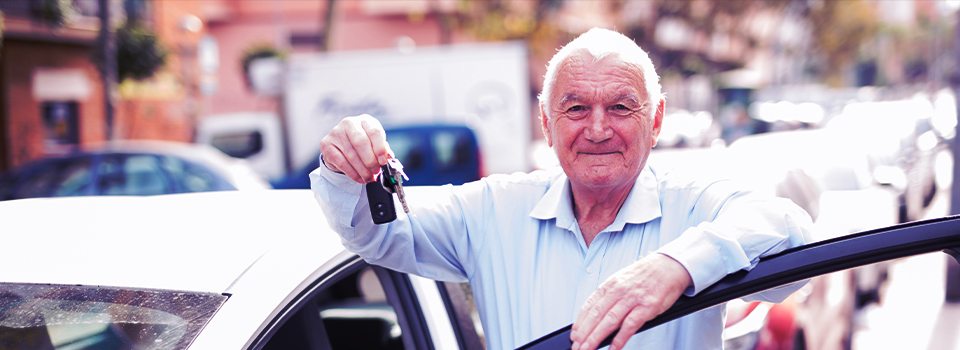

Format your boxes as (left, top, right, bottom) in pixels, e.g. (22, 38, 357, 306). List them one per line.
(586, 267, 594, 274)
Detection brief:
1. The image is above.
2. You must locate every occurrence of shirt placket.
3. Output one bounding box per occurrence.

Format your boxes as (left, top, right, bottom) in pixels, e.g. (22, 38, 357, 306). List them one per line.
(572, 231, 608, 316)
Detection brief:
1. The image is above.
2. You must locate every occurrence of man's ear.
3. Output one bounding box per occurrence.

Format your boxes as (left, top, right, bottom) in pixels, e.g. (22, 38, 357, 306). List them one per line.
(651, 99, 665, 147)
(540, 103, 553, 147)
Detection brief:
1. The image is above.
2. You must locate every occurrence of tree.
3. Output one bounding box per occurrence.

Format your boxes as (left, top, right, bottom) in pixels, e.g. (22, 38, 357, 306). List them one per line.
(807, 0, 879, 86)
(115, 22, 168, 82)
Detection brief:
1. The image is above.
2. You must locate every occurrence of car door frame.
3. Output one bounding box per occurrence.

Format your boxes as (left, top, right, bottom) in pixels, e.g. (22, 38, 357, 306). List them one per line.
(518, 215, 960, 350)
(247, 253, 465, 350)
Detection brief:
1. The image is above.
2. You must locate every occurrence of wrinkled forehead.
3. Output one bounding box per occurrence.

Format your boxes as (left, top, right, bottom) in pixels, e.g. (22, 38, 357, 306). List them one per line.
(551, 51, 648, 102)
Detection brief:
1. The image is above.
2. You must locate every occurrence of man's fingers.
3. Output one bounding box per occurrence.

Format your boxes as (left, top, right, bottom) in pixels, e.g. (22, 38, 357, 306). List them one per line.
(319, 115, 391, 183)
(609, 308, 653, 350)
(571, 286, 612, 346)
(578, 301, 649, 350)
(571, 254, 693, 350)
(345, 120, 382, 167)
(360, 118, 389, 165)
(320, 144, 365, 183)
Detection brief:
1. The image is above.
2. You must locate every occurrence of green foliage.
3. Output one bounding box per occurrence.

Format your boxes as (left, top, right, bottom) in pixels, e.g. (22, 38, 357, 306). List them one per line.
(33, 0, 75, 27)
(116, 22, 168, 82)
(240, 43, 285, 88)
(808, 0, 879, 86)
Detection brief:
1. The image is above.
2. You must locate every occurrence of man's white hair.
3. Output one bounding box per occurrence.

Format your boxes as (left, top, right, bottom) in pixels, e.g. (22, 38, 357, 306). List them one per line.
(538, 28, 662, 119)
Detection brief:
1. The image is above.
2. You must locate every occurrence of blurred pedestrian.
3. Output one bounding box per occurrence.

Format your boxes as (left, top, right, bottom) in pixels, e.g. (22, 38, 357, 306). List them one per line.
(312, 28, 811, 350)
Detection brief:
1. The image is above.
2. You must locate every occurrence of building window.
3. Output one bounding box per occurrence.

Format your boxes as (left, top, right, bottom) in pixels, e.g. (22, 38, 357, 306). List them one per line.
(41, 101, 80, 150)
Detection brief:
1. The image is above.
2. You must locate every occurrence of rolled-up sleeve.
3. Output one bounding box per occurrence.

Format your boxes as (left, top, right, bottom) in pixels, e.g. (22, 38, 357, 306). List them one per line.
(656, 179, 812, 299)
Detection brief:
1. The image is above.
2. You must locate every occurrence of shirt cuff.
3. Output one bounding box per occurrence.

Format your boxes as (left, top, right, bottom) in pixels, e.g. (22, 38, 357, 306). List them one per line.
(310, 154, 364, 232)
(656, 226, 729, 296)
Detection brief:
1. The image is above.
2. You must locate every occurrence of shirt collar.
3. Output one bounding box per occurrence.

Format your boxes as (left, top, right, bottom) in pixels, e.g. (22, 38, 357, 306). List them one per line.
(529, 166, 662, 231)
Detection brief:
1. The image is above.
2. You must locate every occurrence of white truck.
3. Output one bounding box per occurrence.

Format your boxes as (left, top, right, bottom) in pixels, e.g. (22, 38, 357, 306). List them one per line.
(197, 41, 533, 183)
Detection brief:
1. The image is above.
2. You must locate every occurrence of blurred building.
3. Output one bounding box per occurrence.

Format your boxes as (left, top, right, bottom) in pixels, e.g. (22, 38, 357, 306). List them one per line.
(2, 0, 956, 172)
(0, 0, 202, 173)
(199, 0, 468, 116)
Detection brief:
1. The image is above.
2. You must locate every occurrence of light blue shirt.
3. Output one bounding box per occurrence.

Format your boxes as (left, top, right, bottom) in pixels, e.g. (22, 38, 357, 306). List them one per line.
(311, 163, 811, 350)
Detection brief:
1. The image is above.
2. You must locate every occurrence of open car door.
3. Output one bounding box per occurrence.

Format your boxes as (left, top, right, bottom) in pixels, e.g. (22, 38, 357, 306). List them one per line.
(517, 215, 960, 350)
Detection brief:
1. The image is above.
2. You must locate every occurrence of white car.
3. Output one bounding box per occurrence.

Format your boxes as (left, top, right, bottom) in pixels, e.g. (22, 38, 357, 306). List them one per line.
(0, 190, 480, 350)
(2, 189, 958, 350)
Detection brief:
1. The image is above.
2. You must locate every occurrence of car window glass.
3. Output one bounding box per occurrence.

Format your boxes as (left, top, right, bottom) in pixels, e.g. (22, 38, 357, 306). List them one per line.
(51, 157, 93, 197)
(262, 266, 406, 350)
(98, 155, 170, 195)
(0, 283, 227, 349)
(386, 131, 425, 173)
(210, 131, 264, 159)
(441, 282, 486, 349)
(13, 162, 64, 199)
(160, 156, 223, 192)
(432, 130, 472, 170)
(0, 175, 15, 200)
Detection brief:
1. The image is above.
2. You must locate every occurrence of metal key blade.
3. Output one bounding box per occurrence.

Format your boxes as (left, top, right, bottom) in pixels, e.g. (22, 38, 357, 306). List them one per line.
(395, 182, 410, 213)
(381, 161, 410, 213)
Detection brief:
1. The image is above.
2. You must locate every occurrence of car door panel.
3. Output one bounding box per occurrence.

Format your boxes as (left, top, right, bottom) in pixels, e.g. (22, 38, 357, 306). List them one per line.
(518, 215, 960, 350)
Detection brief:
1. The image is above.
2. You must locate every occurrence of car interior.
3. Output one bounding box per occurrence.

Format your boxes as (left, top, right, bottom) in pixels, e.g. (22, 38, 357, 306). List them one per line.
(258, 258, 485, 350)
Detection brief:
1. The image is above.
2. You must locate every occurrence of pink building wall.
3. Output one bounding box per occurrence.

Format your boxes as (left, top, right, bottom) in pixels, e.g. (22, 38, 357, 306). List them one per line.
(202, 0, 473, 116)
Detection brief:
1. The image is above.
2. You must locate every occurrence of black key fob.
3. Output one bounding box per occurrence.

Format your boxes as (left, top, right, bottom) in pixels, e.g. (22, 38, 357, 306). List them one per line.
(366, 179, 397, 224)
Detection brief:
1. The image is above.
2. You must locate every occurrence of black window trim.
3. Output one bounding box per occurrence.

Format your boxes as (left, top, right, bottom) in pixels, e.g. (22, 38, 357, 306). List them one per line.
(373, 266, 435, 350)
(436, 281, 485, 350)
(518, 215, 960, 350)
(247, 252, 437, 350)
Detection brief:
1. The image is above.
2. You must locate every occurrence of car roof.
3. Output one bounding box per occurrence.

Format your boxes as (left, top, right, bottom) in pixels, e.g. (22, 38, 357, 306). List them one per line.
(5, 140, 271, 191)
(0, 190, 341, 293)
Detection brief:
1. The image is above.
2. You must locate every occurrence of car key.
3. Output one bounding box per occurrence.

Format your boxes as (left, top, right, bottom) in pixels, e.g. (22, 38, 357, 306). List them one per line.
(385, 158, 410, 213)
(366, 158, 409, 224)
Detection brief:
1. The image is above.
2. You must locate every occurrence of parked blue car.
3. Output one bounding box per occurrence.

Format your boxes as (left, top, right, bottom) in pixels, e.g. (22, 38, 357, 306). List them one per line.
(272, 125, 481, 189)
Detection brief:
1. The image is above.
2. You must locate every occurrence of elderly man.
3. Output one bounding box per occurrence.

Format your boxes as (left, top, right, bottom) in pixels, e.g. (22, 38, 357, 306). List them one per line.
(312, 28, 810, 350)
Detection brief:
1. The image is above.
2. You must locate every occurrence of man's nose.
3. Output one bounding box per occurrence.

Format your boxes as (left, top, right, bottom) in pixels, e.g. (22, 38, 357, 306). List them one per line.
(584, 106, 613, 142)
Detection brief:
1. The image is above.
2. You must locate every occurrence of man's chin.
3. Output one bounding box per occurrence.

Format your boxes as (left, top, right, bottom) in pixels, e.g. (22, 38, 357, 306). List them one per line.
(569, 170, 629, 189)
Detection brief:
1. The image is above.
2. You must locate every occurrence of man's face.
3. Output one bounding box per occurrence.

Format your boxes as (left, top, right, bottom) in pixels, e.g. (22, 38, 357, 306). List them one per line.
(541, 53, 664, 190)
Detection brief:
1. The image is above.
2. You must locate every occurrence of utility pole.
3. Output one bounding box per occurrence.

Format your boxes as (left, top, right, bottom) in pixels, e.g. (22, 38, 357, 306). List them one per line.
(321, 0, 335, 52)
(98, 0, 116, 140)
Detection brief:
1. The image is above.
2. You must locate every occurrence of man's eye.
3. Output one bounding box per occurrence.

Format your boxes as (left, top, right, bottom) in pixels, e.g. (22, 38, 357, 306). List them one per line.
(564, 106, 589, 119)
(609, 105, 633, 115)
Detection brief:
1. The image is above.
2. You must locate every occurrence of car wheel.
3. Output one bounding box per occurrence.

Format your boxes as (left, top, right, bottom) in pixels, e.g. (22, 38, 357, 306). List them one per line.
(947, 256, 960, 303)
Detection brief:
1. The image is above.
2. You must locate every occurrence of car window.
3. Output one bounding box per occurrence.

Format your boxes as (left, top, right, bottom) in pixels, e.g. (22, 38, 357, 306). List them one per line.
(51, 157, 94, 197)
(439, 282, 486, 350)
(0, 283, 227, 349)
(97, 154, 170, 195)
(431, 129, 473, 171)
(387, 131, 426, 174)
(12, 161, 64, 199)
(260, 262, 421, 350)
(160, 156, 230, 192)
(210, 131, 264, 159)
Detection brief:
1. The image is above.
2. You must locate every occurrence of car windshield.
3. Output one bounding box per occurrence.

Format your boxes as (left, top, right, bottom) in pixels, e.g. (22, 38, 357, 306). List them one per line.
(0, 283, 227, 349)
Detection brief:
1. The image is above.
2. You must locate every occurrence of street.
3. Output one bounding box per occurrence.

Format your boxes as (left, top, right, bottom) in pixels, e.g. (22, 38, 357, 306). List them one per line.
(852, 186, 960, 350)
